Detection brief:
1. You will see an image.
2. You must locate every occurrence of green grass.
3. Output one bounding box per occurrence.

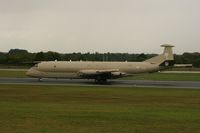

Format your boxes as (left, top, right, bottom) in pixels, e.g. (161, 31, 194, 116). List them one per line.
(0, 70, 26, 78)
(0, 84, 200, 133)
(122, 73, 200, 81)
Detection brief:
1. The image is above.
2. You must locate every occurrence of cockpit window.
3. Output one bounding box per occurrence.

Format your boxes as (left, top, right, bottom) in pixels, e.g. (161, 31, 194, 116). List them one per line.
(34, 64, 38, 67)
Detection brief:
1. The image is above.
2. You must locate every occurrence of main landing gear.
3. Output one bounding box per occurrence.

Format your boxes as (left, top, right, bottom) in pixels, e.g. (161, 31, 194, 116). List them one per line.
(94, 76, 108, 84)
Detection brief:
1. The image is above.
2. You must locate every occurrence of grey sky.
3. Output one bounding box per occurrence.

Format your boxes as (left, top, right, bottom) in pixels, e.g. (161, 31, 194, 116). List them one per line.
(0, 0, 200, 54)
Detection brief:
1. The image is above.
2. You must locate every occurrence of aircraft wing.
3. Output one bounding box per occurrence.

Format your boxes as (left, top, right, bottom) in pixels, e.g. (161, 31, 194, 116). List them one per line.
(78, 69, 125, 79)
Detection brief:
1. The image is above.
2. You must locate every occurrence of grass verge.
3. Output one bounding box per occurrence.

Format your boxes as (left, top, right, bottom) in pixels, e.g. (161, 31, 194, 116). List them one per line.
(0, 70, 26, 78)
(0, 84, 200, 133)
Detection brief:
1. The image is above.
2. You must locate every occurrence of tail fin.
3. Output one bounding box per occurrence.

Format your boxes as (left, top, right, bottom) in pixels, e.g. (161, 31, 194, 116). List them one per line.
(145, 44, 174, 66)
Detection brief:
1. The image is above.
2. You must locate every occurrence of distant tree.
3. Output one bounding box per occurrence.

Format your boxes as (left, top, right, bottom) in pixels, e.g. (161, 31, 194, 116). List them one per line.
(7, 49, 30, 64)
(1, 48, 200, 68)
(94, 52, 102, 61)
(45, 51, 62, 61)
(34, 52, 45, 61)
(0, 52, 7, 63)
(8, 49, 28, 55)
(136, 53, 147, 61)
(193, 53, 200, 67)
(174, 54, 183, 64)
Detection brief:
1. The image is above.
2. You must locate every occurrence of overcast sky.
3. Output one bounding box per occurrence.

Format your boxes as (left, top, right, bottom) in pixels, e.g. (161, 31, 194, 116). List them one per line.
(0, 0, 200, 54)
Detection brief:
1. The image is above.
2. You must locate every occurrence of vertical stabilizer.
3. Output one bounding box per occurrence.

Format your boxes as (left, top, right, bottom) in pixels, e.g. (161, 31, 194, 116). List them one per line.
(145, 44, 174, 66)
(161, 44, 174, 61)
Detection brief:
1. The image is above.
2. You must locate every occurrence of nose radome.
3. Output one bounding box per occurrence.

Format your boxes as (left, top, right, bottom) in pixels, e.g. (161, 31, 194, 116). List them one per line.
(26, 69, 33, 77)
(26, 68, 43, 77)
(26, 68, 39, 77)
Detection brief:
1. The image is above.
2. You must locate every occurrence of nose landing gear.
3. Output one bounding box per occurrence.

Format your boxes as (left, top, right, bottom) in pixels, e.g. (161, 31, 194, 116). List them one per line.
(38, 78, 42, 82)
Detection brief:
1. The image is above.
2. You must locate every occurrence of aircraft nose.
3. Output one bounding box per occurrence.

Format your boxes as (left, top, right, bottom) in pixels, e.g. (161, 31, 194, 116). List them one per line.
(26, 68, 43, 77)
(26, 68, 41, 77)
(26, 68, 33, 77)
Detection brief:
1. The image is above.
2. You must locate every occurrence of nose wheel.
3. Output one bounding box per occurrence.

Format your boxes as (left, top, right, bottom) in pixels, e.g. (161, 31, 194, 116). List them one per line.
(38, 78, 42, 82)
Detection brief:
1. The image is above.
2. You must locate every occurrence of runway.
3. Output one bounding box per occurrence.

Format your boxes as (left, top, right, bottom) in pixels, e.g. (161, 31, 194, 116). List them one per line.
(0, 78, 200, 88)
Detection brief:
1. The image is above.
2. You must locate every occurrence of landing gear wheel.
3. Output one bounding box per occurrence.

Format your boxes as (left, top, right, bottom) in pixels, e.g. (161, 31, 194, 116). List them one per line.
(95, 76, 107, 84)
(38, 78, 42, 82)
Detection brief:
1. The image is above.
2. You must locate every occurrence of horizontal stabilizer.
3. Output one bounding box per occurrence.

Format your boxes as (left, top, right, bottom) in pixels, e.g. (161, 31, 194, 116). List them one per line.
(174, 64, 193, 68)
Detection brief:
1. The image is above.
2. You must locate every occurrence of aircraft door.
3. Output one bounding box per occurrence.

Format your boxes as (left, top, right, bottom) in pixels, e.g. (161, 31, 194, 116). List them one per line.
(54, 64, 56, 71)
(53, 60, 57, 71)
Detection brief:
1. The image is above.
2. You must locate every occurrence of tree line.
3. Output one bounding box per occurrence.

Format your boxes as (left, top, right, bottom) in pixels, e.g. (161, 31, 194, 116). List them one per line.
(0, 49, 200, 67)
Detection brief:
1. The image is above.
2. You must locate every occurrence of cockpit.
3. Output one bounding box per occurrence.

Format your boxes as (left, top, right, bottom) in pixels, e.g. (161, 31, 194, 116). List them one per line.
(26, 63, 41, 77)
(33, 64, 38, 68)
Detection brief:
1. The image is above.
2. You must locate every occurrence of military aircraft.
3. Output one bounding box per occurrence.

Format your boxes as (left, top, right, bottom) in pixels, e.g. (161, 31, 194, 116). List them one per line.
(26, 44, 174, 82)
